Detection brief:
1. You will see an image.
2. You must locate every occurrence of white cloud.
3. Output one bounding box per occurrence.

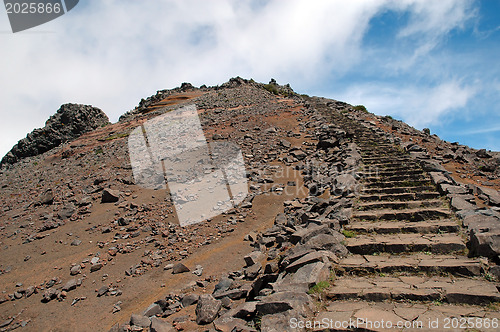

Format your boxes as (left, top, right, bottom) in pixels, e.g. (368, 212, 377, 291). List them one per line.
(337, 80, 477, 128)
(0, 0, 479, 158)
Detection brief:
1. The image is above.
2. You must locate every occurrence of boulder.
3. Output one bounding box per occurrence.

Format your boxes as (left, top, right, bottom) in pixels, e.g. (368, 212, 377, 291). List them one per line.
(62, 279, 78, 292)
(255, 291, 312, 316)
(477, 187, 500, 207)
(451, 196, 476, 212)
(279, 261, 331, 289)
(244, 251, 264, 267)
(290, 224, 329, 245)
(289, 149, 307, 160)
(466, 214, 500, 260)
(420, 159, 447, 173)
(304, 233, 348, 258)
(101, 189, 121, 203)
(195, 295, 221, 324)
(144, 303, 163, 317)
(130, 314, 151, 329)
(476, 149, 492, 158)
(41, 288, 59, 303)
(172, 263, 190, 274)
(150, 317, 175, 332)
(181, 294, 199, 307)
(332, 173, 357, 195)
(38, 189, 54, 205)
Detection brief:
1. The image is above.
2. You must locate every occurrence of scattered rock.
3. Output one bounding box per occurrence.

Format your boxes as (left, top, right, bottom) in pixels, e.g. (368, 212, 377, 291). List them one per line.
(97, 286, 109, 297)
(195, 294, 221, 324)
(130, 314, 151, 329)
(101, 189, 121, 203)
(181, 294, 199, 307)
(172, 263, 190, 274)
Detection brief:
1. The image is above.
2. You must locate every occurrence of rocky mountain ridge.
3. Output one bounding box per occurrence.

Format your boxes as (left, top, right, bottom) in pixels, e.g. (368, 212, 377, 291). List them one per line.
(0, 78, 499, 331)
(1, 103, 109, 167)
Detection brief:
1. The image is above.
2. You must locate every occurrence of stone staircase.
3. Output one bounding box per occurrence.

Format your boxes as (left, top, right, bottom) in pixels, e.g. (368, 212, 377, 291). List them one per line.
(313, 108, 500, 331)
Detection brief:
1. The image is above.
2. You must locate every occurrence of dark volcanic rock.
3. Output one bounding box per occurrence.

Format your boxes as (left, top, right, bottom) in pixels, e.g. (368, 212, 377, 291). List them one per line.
(1, 103, 109, 166)
(172, 263, 190, 274)
(101, 189, 121, 203)
(195, 294, 221, 324)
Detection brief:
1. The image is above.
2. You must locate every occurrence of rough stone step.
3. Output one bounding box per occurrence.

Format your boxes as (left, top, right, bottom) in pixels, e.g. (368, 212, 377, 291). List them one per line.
(363, 175, 430, 184)
(359, 169, 424, 178)
(345, 219, 460, 234)
(362, 157, 412, 164)
(339, 253, 482, 276)
(356, 199, 445, 211)
(359, 192, 441, 202)
(353, 207, 451, 221)
(361, 151, 401, 157)
(325, 276, 500, 305)
(361, 164, 422, 172)
(361, 186, 436, 195)
(363, 161, 421, 169)
(313, 301, 500, 332)
(358, 148, 396, 153)
(362, 173, 427, 182)
(364, 180, 432, 189)
(345, 233, 466, 255)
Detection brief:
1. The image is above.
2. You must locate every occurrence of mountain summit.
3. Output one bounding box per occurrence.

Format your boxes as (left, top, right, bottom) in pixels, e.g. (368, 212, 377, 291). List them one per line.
(0, 78, 499, 331)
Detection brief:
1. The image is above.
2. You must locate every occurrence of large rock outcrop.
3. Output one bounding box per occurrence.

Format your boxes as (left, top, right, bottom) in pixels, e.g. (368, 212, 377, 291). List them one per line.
(1, 103, 109, 166)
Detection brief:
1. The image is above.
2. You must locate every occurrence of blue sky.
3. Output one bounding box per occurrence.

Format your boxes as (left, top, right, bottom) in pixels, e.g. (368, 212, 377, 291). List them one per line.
(0, 0, 499, 159)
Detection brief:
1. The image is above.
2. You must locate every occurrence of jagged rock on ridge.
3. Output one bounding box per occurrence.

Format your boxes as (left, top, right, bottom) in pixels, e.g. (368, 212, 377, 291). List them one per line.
(1, 103, 109, 166)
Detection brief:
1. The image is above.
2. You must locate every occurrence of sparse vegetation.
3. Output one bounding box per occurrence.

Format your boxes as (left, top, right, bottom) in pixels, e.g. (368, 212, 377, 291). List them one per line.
(263, 84, 279, 95)
(353, 105, 368, 113)
(308, 280, 331, 294)
(485, 273, 496, 282)
(342, 229, 357, 238)
(100, 132, 130, 141)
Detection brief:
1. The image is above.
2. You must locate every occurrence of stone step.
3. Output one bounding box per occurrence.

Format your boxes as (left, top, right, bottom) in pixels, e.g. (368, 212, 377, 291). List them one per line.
(364, 179, 432, 189)
(363, 161, 420, 169)
(361, 186, 436, 195)
(345, 219, 460, 234)
(325, 276, 500, 305)
(353, 207, 451, 221)
(361, 151, 401, 157)
(314, 301, 500, 332)
(361, 164, 422, 172)
(356, 199, 445, 211)
(359, 169, 424, 178)
(362, 157, 412, 164)
(339, 253, 482, 276)
(358, 147, 395, 152)
(345, 233, 466, 255)
(364, 174, 430, 183)
(358, 192, 441, 202)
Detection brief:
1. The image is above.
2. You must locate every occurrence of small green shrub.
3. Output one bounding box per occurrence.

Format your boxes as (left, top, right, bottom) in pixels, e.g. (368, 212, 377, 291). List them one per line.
(342, 229, 357, 238)
(104, 132, 130, 141)
(308, 280, 330, 294)
(353, 105, 367, 113)
(263, 84, 279, 95)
